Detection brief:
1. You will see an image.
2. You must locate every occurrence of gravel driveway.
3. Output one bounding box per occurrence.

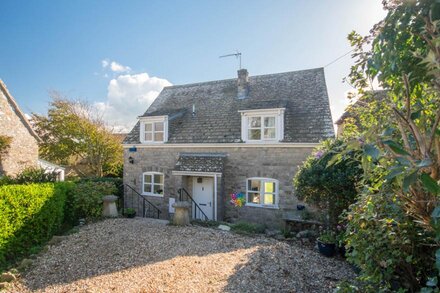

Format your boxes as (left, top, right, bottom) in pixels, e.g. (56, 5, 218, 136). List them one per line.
(9, 218, 354, 293)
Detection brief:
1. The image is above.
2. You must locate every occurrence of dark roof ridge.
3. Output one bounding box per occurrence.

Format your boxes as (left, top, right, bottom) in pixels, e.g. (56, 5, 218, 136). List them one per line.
(163, 67, 324, 90)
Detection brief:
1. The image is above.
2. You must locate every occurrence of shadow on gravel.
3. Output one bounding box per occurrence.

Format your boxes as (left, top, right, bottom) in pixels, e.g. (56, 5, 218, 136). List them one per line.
(17, 218, 273, 291)
(223, 242, 355, 293)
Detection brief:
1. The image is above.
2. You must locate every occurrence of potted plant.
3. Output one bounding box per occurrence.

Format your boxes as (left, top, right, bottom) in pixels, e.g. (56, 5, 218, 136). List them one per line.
(124, 208, 136, 218)
(317, 230, 336, 257)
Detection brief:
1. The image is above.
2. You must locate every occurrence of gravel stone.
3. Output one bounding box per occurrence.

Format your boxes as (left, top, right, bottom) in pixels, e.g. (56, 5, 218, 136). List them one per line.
(9, 218, 354, 293)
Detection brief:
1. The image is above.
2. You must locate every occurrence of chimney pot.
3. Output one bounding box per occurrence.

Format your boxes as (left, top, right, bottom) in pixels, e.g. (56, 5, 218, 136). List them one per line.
(237, 69, 249, 99)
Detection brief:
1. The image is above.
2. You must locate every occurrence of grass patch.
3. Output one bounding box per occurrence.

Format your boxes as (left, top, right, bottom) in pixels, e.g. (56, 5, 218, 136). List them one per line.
(230, 221, 266, 235)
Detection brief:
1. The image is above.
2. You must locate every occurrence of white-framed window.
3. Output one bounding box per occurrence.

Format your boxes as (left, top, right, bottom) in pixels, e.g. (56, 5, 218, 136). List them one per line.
(246, 177, 279, 208)
(239, 108, 284, 142)
(142, 172, 164, 197)
(139, 116, 168, 143)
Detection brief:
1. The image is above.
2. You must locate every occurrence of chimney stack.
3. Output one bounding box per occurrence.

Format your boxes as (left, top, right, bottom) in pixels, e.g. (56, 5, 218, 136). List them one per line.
(237, 69, 249, 99)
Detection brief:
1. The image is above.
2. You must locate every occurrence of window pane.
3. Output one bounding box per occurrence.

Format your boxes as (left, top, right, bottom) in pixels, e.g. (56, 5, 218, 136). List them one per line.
(248, 129, 261, 140)
(154, 132, 164, 141)
(248, 180, 261, 192)
(264, 128, 276, 139)
(145, 132, 152, 141)
(248, 192, 260, 204)
(154, 122, 164, 132)
(153, 184, 163, 195)
(144, 174, 152, 183)
(145, 123, 152, 131)
(264, 193, 275, 205)
(144, 184, 152, 193)
(264, 117, 275, 127)
(264, 181, 275, 193)
(154, 174, 164, 184)
(248, 117, 261, 128)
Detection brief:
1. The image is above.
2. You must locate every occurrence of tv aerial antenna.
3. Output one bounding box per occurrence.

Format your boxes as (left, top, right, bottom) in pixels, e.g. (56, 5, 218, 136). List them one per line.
(219, 51, 242, 70)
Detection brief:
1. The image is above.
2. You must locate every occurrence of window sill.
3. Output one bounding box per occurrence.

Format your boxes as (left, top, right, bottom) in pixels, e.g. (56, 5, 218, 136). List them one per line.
(140, 141, 165, 144)
(245, 203, 279, 209)
(244, 140, 280, 143)
(142, 193, 164, 198)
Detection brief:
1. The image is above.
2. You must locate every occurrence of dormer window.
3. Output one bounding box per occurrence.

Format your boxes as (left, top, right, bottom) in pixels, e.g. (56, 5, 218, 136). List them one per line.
(239, 108, 285, 142)
(139, 116, 168, 143)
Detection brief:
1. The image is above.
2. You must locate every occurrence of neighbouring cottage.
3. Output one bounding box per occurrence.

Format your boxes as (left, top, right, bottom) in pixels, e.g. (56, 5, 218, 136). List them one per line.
(123, 68, 334, 227)
(0, 80, 65, 179)
(0, 80, 40, 176)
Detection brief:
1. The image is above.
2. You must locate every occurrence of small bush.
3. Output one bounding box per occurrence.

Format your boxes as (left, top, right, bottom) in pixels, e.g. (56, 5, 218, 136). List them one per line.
(293, 139, 363, 228)
(0, 167, 59, 186)
(0, 182, 74, 271)
(231, 221, 266, 235)
(14, 167, 59, 184)
(70, 181, 117, 221)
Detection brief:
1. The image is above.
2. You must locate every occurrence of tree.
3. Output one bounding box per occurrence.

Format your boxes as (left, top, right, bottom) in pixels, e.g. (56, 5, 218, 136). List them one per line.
(336, 0, 440, 290)
(33, 93, 123, 178)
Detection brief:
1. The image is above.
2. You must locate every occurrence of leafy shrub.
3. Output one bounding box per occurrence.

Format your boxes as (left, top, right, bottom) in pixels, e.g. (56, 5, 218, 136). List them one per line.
(293, 139, 363, 227)
(0, 176, 13, 186)
(345, 190, 431, 292)
(70, 181, 117, 221)
(231, 221, 266, 235)
(318, 230, 336, 244)
(0, 182, 74, 271)
(14, 167, 59, 184)
(0, 167, 59, 186)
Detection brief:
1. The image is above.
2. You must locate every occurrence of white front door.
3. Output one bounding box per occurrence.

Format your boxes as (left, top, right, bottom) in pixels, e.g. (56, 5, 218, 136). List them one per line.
(192, 177, 214, 220)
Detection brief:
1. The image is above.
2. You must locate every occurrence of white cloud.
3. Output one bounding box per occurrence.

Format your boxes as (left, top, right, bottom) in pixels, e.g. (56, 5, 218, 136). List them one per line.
(95, 72, 172, 132)
(101, 59, 109, 68)
(110, 61, 131, 73)
(101, 59, 131, 73)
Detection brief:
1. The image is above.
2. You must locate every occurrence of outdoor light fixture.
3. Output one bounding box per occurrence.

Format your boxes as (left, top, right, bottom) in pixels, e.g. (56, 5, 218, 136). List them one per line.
(128, 156, 134, 164)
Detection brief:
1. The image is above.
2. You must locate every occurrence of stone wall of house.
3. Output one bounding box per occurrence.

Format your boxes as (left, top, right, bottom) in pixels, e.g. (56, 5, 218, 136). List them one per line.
(0, 90, 39, 176)
(123, 146, 314, 228)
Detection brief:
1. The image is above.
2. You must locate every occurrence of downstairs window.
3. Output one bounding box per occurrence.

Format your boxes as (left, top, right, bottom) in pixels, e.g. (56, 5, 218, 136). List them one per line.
(246, 178, 278, 208)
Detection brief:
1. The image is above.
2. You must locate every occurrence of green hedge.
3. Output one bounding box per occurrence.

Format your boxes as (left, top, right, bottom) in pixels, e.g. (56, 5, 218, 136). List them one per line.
(0, 182, 74, 270)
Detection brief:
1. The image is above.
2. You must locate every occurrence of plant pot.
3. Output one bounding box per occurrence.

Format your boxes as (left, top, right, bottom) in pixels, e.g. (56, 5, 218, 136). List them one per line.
(317, 240, 336, 257)
(125, 212, 136, 218)
(338, 245, 346, 257)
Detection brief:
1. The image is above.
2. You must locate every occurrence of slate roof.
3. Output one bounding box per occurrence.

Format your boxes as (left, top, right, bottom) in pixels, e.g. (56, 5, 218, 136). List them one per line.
(124, 68, 334, 144)
(335, 90, 388, 125)
(174, 153, 226, 173)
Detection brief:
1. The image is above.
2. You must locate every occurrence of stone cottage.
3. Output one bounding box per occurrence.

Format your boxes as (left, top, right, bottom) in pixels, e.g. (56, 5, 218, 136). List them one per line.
(0, 80, 40, 176)
(123, 68, 334, 227)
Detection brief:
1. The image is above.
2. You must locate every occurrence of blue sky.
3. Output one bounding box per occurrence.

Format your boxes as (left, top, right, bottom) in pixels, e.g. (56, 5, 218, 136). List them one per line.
(0, 0, 386, 131)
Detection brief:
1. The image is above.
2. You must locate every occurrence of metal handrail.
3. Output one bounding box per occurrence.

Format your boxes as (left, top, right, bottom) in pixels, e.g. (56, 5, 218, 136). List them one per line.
(177, 187, 209, 221)
(125, 184, 162, 219)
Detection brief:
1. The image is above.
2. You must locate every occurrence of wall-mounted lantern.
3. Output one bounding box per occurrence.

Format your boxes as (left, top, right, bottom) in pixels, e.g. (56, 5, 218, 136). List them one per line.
(128, 156, 134, 164)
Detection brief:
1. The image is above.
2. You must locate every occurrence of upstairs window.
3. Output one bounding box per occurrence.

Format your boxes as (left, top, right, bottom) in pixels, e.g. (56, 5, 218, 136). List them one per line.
(139, 116, 168, 143)
(246, 178, 278, 208)
(240, 108, 284, 142)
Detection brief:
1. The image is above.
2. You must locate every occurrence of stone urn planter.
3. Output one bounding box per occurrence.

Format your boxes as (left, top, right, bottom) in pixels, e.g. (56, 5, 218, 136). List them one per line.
(172, 201, 191, 226)
(102, 195, 119, 218)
